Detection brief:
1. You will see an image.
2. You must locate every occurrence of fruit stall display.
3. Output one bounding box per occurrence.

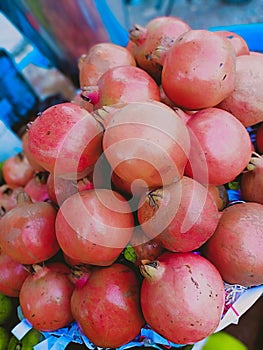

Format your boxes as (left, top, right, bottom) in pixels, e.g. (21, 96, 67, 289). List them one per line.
(0, 14, 263, 350)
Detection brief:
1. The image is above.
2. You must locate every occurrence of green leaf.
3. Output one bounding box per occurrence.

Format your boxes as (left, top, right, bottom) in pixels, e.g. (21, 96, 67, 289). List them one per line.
(123, 245, 137, 263)
(228, 181, 239, 190)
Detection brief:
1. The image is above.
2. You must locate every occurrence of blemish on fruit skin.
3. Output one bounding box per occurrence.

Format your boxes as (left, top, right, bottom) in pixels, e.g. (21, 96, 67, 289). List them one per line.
(185, 264, 192, 274)
(46, 130, 51, 135)
(191, 276, 199, 289)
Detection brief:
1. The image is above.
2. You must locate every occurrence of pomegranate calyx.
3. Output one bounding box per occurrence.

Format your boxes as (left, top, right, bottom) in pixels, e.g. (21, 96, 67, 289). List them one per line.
(147, 188, 163, 208)
(139, 259, 164, 281)
(151, 45, 168, 66)
(81, 85, 100, 105)
(70, 265, 92, 289)
(245, 152, 263, 172)
(128, 24, 147, 45)
(78, 53, 87, 68)
(31, 263, 47, 275)
(34, 171, 49, 185)
(16, 191, 33, 206)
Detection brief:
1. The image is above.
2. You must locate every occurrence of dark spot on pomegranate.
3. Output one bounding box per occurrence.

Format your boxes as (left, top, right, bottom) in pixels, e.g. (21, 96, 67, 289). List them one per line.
(191, 276, 199, 288)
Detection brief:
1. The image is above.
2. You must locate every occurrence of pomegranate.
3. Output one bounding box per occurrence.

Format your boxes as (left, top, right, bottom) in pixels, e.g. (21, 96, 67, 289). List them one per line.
(0, 184, 24, 214)
(2, 152, 35, 187)
(184, 107, 252, 185)
(203, 202, 263, 286)
(206, 184, 229, 211)
(22, 131, 45, 172)
(55, 189, 134, 266)
(19, 264, 74, 331)
(46, 261, 71, 275)
(0, 248, 30, 297)
(129, 16, 191, 82)
(78, 42, 136, 88)
(81, 65, 161, 109)
(0, 192, 59, 264)
(218, 53, 263, 127)
(71, 263, 145, 348)
(102, 101, 190, 189)
(127, 225, 164, 264)
(240, 152, 263, 204)
(24, 171, 49, 202)
(27, 102, 104, 180)
(137, 176, 220, 252)
(47, 171, 94, 206)
(47, 173, 79, 206)
(63, 253, 85, 267)
(161, 29, 236, 110)
(213, 30, 250, 56)
(140, 251, 225, 344)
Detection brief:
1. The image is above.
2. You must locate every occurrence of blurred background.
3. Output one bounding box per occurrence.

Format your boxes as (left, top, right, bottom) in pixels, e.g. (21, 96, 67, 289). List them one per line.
(0, 0, 263, 148)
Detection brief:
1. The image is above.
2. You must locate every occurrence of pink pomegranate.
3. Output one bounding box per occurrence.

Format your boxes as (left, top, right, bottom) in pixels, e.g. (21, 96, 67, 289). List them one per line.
(140, 251, 225, 344)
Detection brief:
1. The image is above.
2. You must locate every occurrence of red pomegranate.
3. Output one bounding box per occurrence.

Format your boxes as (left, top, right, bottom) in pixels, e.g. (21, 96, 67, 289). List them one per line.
(140, 251, 225, 344)
(71, 263, 145, 348)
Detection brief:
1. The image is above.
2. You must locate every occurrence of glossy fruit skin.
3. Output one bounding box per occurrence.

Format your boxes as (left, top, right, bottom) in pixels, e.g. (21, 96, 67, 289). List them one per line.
(184, 107, 252, 185)
(71, 263, 145, 348)
(2, 152, 35, 187)
(140, 251, 225, 344)
(88, 65, 161, 109)
(138, 176, 220, 252)
(0, 193, 59, 264)
(203, 202, 263, 286)
(27, 102, 104, 180)
(218, 54, 263, 127)
(22, 131, 45, 172)
(19, 265, 74, 332)
(78, 42, 136, 88)
(55, 189, 134, 266)
(102, 101, 190, 189)
(0, 249, 30, 297)
(161, 29, 236, 110)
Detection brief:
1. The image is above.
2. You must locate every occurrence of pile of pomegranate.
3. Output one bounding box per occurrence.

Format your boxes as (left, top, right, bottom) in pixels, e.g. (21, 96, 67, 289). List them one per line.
(1, 15, 263, 349)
